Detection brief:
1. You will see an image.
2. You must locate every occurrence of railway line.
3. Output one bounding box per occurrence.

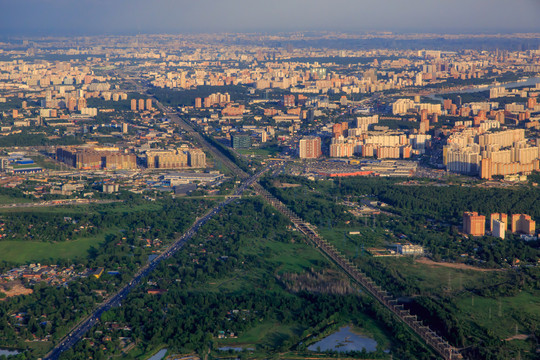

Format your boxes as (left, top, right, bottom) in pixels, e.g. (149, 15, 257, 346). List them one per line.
(252, 184, 463, 360)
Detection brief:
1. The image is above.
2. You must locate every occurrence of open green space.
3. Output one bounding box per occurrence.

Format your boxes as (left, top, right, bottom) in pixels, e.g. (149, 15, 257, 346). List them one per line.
(456, 290, 540, 339)
(217, 321, 303, 349)
(375, 257, 494, 295)
(190, 227, 330, 293)
(319, 226, 390, 255)
(0, 199, 195, 264)
(258, 175, 540, 358)
(0, 200, 159, 214)
(0, 205, 86, 214)
(0, 233, 108, 263)
(242, 236, 327, 275)
(0, 194, 33, 205)
(237, 146, 281, 157)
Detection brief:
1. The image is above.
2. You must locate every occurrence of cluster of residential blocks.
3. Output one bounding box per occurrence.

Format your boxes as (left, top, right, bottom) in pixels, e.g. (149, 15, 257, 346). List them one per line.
(463, 211, 536, 239)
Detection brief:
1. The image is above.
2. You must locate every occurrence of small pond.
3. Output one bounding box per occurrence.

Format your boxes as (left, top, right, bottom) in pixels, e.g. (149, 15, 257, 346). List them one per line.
(0, 349, 20, 357)
(147, 348, 167, 360)
(308, 326, 378, 353)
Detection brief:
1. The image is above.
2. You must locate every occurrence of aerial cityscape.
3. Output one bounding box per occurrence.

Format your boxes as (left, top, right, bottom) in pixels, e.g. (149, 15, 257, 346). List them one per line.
(0, 1, 539, 360)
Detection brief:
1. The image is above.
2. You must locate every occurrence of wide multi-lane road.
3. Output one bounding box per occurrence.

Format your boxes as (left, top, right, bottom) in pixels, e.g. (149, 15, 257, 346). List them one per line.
(43, 162, 268, 360)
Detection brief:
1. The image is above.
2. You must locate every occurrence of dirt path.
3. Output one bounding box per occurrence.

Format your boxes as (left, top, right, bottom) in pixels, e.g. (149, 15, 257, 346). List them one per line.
(505, 334, 530, 341)
(415, 257, 499, 272)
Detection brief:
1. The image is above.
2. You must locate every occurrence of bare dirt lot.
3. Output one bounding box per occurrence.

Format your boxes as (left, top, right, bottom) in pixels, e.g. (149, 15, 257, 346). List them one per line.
(0, 281, 33, 299)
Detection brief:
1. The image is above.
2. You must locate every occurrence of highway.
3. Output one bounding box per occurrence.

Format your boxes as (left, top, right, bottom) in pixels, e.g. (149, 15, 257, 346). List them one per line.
(43, 165, 270, 360)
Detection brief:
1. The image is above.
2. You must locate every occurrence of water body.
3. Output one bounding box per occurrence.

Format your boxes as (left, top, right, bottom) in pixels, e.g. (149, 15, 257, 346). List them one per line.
(427, 76, 540, 102)
(0, 349, 20, 357)
(308, 326, 378, 353)
(147, 349, 167, 360)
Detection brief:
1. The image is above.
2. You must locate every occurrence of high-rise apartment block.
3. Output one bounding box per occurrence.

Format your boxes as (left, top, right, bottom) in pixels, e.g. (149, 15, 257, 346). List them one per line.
(332, 123, 343, 138)
(283, 94, 295, 107)
(187, 149, 206, 168)
(490, 213, 508, 232)
(330, 136, 354, 158)
(392, 98, 441, 115)
(145, 150, 188, 169)
(492, 219, 506, 239)
(355, 115, 379, 132)
(511, 214, 536, 235)
(463, 211, 486, 236)
(299, 136, 322, 159)
(56, 147, 137, 170)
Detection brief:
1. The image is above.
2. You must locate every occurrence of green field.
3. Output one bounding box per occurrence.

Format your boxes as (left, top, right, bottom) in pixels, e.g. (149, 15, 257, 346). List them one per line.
(243, 237, 328, 274)
(319, 226, 391, 256)
(237, 146, 281, 157)
(0, 194, 33, 205)
(376, 257, 496, 294)
(0, 200, 160, 214)
(217, 320, 303, 349)
(0, 204, 99, 214)
(456, 290, 540, 339)
(195, 234, 330, 293)
(0, 233, 108, 263)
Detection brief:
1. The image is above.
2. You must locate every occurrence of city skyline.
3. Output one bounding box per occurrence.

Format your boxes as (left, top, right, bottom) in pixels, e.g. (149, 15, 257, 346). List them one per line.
(0, 2, 539, 358)
(0, 0, 540, 36)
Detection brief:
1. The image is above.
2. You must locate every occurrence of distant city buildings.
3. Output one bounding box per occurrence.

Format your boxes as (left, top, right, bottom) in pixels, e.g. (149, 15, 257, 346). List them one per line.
(195, 93, 230, 108)
(326, 115, 429, 159)
(392, 98, 442, 116)
(444, 129, 540, 178)
(56, 147, 137, 170)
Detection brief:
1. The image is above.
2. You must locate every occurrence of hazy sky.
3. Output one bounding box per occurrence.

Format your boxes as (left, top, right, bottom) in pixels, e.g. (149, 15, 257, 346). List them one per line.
(0, 0, 539, 36)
